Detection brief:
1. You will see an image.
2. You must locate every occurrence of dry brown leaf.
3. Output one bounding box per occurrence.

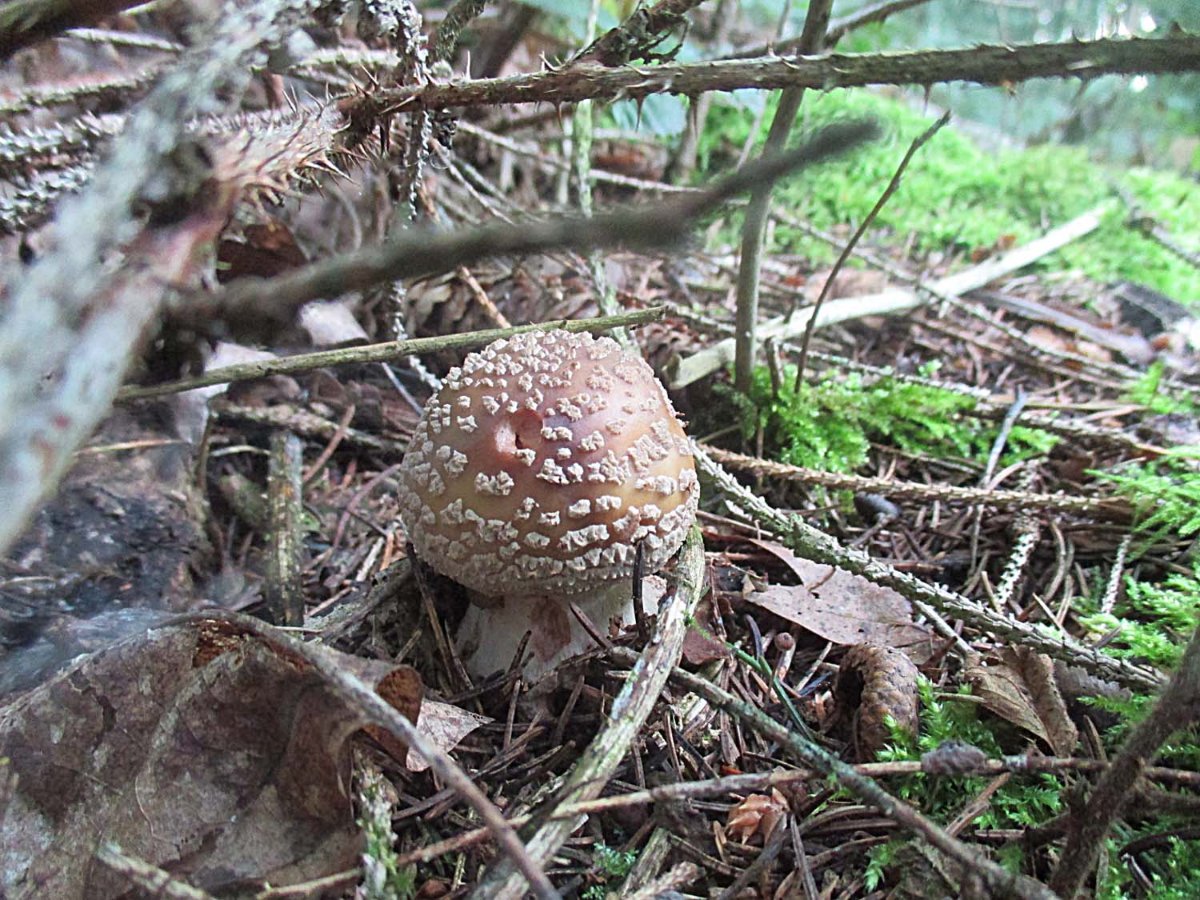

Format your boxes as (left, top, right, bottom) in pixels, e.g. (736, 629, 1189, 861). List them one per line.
(965, 647, 1078, 755)
(746, 541, 935, 664)
(216, 218, 306, 283)
(831, 643, 920, 761)
(407, 700, 491, 772)
(681, 597, 729, 665)
(726, 789, 788, 844)
(0, 612, 422, 899)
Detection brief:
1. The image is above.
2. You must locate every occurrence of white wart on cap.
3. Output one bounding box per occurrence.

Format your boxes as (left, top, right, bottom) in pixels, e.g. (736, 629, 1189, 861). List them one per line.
(399, 329, 698, 674)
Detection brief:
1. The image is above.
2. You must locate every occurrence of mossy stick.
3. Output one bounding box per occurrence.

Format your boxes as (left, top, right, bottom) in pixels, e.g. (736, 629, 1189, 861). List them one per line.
(265, 431, 305, 627)
(695, 444, 1163, 691)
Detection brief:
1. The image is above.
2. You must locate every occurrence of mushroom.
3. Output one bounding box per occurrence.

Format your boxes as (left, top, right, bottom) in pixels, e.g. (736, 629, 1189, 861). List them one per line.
(398, 329, 699, 677)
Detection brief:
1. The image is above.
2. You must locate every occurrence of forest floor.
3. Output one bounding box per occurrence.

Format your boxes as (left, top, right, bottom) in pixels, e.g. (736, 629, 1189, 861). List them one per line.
(2, 4, 1200, 900)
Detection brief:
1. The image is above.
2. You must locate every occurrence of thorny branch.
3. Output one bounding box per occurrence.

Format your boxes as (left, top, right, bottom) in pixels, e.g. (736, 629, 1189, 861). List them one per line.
(360, 33, 1200, 117)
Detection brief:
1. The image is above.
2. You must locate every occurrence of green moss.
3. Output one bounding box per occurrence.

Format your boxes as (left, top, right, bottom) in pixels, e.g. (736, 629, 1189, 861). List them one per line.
(697, 90, 1200, 301)
(582, 843, 637, 900)
(728, 363, 1055, 474)
(1099, 836, 1200, 900)
(865, 680, 1065, 888)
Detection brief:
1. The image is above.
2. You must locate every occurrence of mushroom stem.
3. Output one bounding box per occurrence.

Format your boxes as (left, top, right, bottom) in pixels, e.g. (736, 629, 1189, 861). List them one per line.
(456, 580, 662, 678)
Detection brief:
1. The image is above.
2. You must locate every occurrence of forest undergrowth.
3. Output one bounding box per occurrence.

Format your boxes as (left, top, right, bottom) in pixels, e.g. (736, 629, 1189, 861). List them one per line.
(0, 2, 1199, 899)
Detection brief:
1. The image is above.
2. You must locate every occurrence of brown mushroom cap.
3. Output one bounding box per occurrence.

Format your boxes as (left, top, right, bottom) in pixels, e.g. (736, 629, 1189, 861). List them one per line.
(399, 329, 698, 597)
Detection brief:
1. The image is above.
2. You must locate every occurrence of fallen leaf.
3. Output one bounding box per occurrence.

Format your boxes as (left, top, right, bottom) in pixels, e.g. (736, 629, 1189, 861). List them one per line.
(0, 612, 422, 899)
(965, 647, 1078, 755)
(746, 541, 935, 664)
(681, 597, 729, 666)
(727, 789, 788, 844)
(216, 219, 306, 283)
(407, 700, 491, 772)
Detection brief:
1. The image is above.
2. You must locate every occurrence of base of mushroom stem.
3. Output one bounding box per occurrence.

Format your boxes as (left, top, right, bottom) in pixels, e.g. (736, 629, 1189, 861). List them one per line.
(456, 575, 668, 679)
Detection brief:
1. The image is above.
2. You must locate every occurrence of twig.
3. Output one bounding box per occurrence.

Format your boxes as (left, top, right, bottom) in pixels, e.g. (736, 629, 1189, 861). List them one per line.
(577, 0, 706, 66)
(359, 34, 1200, 115)
(468, 527, 706, 899)
(265, 432, 305, 627)
(120, 307, 667, 402)
(1051, 622, 1200, 898)
(176, 120, 877, 341)
(668, 204, 1105, 388)
(63, 27, 183, 53)
(969, 390, 1031, 571)
(432, 0, 487, 64)
(1100, 534, 1132, 615)
(695, 445, 1163, 690)
(0, 69, 157, 116)
(96, 842, 217, 900)
(793, 110, 950, 386)
(733, 0, 831, 393)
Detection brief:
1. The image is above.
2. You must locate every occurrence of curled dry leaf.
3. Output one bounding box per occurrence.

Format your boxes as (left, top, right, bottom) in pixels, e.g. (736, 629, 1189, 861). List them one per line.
(726, 788, 789, 844)
(965, 647, 1078, 756)
(681, 597, 729, 666)
(831, 643, 921, 761)
(406, 700, 491, 772)
(746, 540, 935, 664)
(0, 612, 421, 899)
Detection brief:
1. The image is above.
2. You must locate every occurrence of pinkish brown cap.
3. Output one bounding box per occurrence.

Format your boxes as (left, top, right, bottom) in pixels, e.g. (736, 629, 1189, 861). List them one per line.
(399, 329, 698, 598)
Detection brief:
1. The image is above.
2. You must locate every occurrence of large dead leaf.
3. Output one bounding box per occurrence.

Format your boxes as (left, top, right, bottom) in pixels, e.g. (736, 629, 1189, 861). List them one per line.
(0, 612, 421, 899)
(745, 541, 935, 664)
(965, 647, 1078, 755)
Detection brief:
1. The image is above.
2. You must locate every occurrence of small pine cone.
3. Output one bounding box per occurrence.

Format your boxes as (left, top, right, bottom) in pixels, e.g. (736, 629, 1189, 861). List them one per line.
(832, 643, 920, 761)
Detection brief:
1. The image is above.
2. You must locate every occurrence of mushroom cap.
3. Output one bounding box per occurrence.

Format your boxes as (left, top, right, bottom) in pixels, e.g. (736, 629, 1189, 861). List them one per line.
(399, 329, 698, 597)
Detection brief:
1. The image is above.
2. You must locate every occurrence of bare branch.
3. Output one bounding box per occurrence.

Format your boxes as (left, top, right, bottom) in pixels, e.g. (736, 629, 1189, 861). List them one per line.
(177, 119, 878, 342)
(1051, 623, 1200, 897)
